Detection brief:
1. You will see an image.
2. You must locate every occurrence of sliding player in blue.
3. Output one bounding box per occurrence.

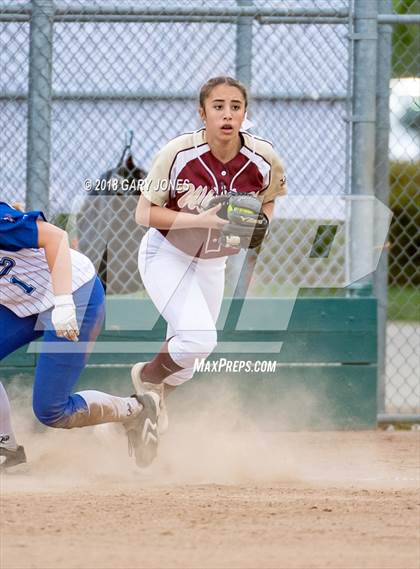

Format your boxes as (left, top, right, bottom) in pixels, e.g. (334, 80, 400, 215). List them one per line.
(0, 201, 159, 469)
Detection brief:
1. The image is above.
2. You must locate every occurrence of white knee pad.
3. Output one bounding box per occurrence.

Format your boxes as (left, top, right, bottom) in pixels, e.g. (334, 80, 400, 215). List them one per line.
(164, 367, 195, 386)
(169, 330, 217, 370)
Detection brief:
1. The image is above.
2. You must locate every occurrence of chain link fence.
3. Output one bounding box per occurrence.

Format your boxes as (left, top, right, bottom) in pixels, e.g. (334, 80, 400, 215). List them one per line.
(0, 0, 418, 418)
(1, 0, 353, 295)
(377, 0, 419, 418)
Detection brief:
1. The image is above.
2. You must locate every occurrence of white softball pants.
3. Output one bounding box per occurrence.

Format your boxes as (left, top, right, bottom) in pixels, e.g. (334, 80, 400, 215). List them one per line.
(138, 228, 226, 386)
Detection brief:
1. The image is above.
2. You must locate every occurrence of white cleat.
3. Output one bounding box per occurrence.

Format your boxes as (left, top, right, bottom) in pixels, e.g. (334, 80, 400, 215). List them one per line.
(131, 362, 169, 434)
(0, 444, 27, 470)
(124, 392, 160, 468)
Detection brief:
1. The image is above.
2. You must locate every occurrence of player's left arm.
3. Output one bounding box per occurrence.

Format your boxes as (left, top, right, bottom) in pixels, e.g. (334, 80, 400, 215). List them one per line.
(262, 201, 275, 222)
(261, 147, 287, 205)
(249, 148, 286, 248)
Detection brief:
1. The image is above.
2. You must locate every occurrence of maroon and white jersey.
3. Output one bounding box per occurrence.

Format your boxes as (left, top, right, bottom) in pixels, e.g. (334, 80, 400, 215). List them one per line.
(141, 128, 287, 258)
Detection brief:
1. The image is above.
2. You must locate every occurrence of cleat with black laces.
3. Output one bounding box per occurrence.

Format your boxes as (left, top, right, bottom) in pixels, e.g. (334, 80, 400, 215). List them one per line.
(124, 392, 160, 468)
(131, 362, 169, 434)
(0, 445, 27, 470)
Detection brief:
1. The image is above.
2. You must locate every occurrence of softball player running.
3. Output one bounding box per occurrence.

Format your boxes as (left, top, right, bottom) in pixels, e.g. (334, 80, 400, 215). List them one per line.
(0, 202, 159, 469)
(132, 76, 287, 440)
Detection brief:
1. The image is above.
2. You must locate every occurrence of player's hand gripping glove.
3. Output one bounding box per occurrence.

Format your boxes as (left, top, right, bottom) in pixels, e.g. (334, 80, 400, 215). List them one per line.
(51, 295, 80, 342)
(204, 194, 231, 219)
(219, 194, 269, 249)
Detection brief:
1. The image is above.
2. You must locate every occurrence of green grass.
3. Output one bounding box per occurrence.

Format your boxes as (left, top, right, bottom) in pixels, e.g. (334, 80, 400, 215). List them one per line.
(388, 286, 420, 322)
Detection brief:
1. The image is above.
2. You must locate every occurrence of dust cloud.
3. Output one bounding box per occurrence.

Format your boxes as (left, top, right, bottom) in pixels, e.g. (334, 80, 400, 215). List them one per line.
(2, 375, 418, 493)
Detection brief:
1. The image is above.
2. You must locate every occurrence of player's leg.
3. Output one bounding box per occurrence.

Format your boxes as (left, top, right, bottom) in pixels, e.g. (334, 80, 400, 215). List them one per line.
(135, 230, 193, 391)
(163, 257, 225, 389)
(0, 305, 41, 468)
(159, 255, 226, 387)
(138, 230, 219, 384)
(0, 382, 27, 469)
(0, 305, 42, 360)
(135, 230, 225, 414)
(130, 231, 216, 432)
(0, 382, 18, 450)
(196, 255, 227, 330)
(32, 276, 148, 428)
(32, 276, 159, 466)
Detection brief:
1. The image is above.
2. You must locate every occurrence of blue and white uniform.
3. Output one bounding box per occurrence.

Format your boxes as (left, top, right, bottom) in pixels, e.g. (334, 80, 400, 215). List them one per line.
(0, 202, 108, 427)
(0, 205, 95, 317)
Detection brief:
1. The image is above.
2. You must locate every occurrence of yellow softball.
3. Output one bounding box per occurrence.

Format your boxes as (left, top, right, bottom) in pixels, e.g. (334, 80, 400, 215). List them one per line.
(227, 205, 255, 216)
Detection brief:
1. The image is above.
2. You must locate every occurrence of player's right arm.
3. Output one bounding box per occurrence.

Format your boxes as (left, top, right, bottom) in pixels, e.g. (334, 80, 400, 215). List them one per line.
(136, 195, 226, 230)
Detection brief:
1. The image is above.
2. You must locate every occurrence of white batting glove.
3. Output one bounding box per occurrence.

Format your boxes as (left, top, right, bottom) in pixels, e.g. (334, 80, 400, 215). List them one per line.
(51, 295, 79, 342)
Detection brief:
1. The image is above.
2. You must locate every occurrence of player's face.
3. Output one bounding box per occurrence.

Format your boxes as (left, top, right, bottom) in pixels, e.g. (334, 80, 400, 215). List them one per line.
(200, 84, 246, 142)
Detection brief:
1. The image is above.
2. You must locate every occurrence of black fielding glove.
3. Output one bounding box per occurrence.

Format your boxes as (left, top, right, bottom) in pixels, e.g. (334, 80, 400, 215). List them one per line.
(222, 194, 269, 249)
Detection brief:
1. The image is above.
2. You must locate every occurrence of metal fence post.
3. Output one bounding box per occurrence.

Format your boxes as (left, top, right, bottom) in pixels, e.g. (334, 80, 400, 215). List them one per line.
(374, 0, 393, 415)
(234, 0, 254, 299)
(26, 0, 54, 214)
(349, 0, 378, 290)
(235, 0, 253, 86)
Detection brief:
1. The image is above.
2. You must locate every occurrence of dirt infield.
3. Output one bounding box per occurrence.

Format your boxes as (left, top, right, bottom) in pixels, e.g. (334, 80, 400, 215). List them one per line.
(1, 422, 419, 569)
